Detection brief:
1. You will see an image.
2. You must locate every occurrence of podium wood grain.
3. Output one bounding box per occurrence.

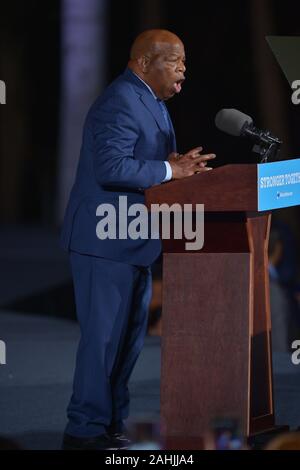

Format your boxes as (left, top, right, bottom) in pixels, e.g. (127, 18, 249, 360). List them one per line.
(145, 165, 274, 440)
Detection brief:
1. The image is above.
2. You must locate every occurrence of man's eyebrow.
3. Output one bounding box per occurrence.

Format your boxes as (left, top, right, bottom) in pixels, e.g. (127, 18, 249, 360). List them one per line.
(168, 53, 185, 58)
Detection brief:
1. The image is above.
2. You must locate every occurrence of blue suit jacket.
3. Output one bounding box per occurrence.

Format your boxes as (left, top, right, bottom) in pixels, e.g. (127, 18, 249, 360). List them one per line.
(60, 68, 177, 266)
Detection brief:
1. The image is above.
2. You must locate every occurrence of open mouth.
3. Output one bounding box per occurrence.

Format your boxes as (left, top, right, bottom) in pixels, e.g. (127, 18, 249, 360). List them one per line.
(173, 78, 185, 93)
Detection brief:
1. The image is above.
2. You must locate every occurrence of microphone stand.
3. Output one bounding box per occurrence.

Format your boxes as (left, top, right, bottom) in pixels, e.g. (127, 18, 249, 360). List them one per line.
(252, 140, 282, 164)
(242, 125, 282, 163)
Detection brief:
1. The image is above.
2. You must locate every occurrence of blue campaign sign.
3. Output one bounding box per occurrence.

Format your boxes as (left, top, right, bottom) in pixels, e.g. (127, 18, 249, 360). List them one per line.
(258, 158, 300, 211)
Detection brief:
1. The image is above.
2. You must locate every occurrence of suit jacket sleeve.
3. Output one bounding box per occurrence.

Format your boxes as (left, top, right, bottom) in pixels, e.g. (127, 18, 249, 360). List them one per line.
(90, 94, 167, 189)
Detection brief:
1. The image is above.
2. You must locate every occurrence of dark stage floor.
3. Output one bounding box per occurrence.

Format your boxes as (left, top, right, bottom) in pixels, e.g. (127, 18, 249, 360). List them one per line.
(0, 226, 300, 449)
(0, 310, 300, 449)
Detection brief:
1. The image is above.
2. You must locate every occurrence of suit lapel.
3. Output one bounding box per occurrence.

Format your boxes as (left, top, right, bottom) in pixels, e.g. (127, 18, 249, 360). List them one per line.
(123, 68, 176, 150)
(123, 69, 169, 137)
(139, 92, 169, 137)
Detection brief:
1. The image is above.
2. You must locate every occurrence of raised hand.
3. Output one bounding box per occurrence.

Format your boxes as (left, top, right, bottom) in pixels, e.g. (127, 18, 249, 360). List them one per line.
(168, 147, 216, 180)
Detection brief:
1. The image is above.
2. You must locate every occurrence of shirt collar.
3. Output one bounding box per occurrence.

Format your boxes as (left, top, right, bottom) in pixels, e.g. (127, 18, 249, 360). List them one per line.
(132, 72, 158, 100)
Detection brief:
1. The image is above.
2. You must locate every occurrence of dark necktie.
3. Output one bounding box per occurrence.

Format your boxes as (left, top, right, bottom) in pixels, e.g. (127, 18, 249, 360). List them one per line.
(157, 99, 171, 135)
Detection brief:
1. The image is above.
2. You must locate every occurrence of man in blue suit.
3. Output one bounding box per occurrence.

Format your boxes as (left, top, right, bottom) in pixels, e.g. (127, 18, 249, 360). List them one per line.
(61, 29, 215, 450)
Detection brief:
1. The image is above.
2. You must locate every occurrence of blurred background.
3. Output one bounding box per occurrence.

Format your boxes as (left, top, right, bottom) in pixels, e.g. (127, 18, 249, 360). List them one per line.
(0, 0, 300, 449)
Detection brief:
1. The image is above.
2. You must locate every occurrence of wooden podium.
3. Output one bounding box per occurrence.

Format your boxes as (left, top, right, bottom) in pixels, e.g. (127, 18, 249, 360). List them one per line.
(145, 164, 276, 446)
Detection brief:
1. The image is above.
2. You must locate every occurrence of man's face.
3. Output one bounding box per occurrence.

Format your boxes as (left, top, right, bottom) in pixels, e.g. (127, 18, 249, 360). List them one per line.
(145, 41, 186, 100)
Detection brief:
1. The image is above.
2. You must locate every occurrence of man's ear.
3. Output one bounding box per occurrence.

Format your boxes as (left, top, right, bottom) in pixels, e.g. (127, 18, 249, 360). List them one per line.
(138, 55, 151, 73)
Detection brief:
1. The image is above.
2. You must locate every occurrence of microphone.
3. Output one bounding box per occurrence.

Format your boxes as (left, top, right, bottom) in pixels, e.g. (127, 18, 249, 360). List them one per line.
(215, 108, 282, 162)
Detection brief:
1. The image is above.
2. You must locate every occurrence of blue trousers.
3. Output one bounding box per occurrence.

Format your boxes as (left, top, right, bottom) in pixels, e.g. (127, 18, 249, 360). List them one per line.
(65, 252, 152, 437)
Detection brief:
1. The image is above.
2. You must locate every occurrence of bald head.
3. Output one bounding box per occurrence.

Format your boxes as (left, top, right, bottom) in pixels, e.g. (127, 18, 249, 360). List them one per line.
(128, 29, 186, 101)
(130, 29, 183, 60)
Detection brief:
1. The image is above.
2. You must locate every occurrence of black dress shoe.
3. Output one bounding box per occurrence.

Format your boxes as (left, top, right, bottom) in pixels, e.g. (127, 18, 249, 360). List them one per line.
(109, 433, 132, 449)
(61, 433, 119, 450)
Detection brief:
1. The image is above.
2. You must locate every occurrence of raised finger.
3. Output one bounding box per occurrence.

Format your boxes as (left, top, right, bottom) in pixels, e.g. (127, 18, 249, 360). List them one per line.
(197, 153, 216, 162)
(185, 147, 203, 158)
